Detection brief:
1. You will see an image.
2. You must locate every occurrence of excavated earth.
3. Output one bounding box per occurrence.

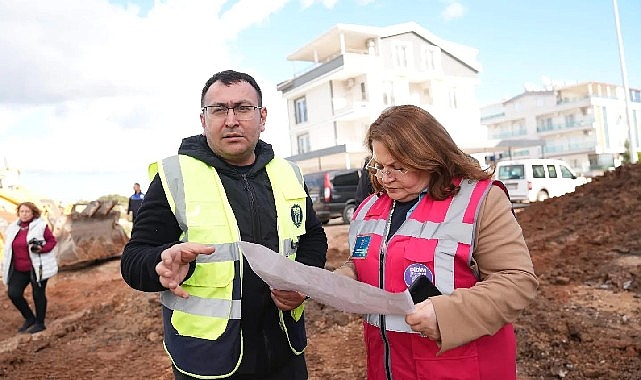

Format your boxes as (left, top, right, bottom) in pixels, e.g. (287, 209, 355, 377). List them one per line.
(0, 164, 640, 379)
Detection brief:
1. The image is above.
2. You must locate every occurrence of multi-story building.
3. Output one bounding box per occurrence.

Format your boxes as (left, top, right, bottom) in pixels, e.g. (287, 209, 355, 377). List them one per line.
(277, 22, 485, 173)
(480, 82, 641, 176)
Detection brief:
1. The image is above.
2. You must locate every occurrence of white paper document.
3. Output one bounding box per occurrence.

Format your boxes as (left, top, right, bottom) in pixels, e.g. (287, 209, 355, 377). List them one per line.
(239, 241, 414, 315)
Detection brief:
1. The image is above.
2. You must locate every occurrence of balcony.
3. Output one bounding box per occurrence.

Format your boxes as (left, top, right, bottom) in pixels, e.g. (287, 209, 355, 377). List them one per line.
(331, 100, 370, 122)
(537, 117, 595, 134)
(543, 139, 597, 155)
(277, 53, 377, 94)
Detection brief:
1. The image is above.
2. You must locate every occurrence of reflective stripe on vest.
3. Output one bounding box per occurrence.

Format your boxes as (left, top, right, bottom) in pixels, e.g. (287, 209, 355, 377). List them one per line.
(150, 154, 309, 378)
(351, 179, 492, 333)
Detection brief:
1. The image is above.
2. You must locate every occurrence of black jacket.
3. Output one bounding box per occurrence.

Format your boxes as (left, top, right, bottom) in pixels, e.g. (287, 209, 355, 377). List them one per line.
(120, 135, 328, 376)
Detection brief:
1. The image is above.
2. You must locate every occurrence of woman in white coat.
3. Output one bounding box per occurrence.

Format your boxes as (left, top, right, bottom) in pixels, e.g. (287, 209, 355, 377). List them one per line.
(2, 202, 58, 333)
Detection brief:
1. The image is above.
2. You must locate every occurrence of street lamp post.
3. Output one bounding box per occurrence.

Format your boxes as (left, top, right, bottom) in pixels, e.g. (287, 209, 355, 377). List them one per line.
(613, 0, 638, 164)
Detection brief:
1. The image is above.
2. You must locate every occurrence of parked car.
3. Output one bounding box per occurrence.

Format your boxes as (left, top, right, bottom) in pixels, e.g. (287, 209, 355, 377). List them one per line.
(494, 158, 588, 203)
(303, 169, 360, 224)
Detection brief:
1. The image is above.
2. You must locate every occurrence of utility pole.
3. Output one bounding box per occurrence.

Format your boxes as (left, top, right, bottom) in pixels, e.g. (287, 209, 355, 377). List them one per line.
(613, 0, 638, 164)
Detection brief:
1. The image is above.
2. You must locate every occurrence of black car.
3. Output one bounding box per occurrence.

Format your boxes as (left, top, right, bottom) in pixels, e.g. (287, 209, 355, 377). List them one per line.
(304, 169, 360, 224)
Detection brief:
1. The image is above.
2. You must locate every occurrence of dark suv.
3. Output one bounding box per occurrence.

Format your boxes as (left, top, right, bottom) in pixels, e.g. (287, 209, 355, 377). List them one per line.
(304, 169, 360, 224)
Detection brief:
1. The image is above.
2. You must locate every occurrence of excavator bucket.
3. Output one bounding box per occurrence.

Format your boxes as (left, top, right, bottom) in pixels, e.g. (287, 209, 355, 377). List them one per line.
(55, 200, 129, 269)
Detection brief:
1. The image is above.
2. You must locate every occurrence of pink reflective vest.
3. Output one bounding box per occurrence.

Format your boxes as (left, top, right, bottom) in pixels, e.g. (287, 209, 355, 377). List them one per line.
(349, 179, 516, 380)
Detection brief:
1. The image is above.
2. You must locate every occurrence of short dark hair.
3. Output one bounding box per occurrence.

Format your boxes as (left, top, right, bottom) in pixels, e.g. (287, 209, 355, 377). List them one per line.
(200, 70, 263, 108)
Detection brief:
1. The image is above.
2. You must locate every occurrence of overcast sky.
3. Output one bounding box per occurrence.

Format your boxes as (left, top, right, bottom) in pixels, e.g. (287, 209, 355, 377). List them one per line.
(1, 0, 639, 203)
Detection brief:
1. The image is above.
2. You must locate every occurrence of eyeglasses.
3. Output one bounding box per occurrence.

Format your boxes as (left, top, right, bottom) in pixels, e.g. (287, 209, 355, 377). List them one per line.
(201, 104, 262, 121)
(366, 158, 409, 180)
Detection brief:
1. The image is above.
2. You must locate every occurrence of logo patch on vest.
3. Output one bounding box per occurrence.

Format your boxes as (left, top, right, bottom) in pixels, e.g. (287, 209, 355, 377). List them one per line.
(291, 204, 303, 228)
(404, 264, 434, 287)
(351, 235, 371, 259)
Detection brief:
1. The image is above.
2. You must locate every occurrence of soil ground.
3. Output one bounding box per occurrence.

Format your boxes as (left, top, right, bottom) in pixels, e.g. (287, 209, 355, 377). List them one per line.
(0, 164, 640, 379)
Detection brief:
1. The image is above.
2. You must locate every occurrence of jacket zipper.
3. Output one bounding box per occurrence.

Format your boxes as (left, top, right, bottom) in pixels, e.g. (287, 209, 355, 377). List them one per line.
(380, 201, 395, 380)
(241, 173, 260, 242)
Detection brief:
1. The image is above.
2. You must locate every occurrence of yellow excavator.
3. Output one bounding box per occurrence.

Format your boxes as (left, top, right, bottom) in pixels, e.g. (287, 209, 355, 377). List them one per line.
(0, 169, 128, 270)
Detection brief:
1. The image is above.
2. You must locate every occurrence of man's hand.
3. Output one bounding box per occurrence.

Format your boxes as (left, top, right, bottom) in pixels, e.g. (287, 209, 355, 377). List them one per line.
(155, 242, 215, 298)
(405, 299, 441, 341)
(270, 289, 307, 311)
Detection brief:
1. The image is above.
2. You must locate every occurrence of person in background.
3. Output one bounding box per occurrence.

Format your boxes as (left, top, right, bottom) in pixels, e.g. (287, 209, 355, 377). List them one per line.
(354, 155, 374, 206)
(2, 202, 58, 334)
(127, 182, 145, 223)
(334, 105, 538, 379)
(120, 69, 328, 380)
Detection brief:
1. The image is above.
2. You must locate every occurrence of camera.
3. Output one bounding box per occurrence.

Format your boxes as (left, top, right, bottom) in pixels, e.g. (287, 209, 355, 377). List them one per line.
(28, 238, 45, 253)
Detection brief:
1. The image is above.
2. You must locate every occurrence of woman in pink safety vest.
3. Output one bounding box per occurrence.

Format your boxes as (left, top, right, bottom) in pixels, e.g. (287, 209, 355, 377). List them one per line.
(335, 105, 538, 380)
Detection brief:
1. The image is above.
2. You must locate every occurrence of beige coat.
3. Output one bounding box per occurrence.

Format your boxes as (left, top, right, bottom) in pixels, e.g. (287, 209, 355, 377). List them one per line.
(430, 186, 538, 351)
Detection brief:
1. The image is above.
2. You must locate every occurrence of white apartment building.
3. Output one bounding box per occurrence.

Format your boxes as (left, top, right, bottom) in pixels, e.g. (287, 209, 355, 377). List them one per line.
(480, 82, 641, 176)
(277, 22, 485, 173)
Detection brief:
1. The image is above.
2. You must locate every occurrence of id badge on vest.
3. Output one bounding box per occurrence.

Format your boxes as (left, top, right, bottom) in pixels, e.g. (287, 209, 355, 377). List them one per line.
(351, 235, 371, 259)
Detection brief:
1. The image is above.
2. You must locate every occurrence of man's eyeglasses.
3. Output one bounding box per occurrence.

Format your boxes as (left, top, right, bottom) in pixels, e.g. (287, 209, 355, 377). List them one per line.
(202, 105, 262, 121)
(366, 158, 409, 180)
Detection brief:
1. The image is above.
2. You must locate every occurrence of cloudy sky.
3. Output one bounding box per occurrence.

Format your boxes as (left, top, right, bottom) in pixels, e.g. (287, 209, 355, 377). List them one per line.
(1, 0, 639, 203)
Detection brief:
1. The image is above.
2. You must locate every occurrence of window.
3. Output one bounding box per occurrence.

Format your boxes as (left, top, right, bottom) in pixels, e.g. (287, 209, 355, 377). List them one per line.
(360, 82, 367, 101)
(297, 133, 310, 154)
(448, 88, 458, 109)
(565, 114, 575, 127)
(498, 165, 525, 180)
(560, 165, 575, 178)
(602, 106, 610, 149)
(383, 81, 395, 106)
(294, 97, 308, 124)
(532, 165, 546, 178)
(547, 165, 558, 178)
(393, 43, 411, 68)
(421, 46, 436, 71)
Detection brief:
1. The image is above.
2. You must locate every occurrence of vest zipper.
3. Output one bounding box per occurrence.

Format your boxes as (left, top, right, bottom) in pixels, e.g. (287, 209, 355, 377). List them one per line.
(241, 173, 261, 242)
(380, 201, 395, 380)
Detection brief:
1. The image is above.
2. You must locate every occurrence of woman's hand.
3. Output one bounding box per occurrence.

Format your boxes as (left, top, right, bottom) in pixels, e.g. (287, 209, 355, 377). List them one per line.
(405, 299, 441, 341)
(333, 262, 357, 280)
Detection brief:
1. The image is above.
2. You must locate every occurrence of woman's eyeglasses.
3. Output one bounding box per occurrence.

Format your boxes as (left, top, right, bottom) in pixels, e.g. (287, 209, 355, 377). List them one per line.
(366, 158, 408, 180)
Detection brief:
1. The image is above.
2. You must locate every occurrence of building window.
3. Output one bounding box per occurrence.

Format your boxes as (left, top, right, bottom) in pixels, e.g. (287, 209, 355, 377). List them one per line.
(634, 110, 640, 147)
(393, 43, 411, 68)
(565, 114, 575, 128)
(297, 133, 310, 154)
(448, 88, 458, 109)
(294, 97, 308, 124)
(360, 82, 367, 101)
(602, 106, 610, 149)
(383, 81, 395, 106)
(421, 46, 437, 71)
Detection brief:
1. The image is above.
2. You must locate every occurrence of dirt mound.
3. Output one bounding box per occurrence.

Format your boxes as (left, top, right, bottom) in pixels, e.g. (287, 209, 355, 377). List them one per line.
(514, 164, 641, 379)
(0, 165, 639, 379)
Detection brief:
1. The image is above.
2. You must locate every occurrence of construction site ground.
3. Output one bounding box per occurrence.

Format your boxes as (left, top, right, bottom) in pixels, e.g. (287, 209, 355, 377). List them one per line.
(0, 164, 640, 379)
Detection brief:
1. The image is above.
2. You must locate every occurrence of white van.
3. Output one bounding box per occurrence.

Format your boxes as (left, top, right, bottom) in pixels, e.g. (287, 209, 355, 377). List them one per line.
(494, 158, 587, 203)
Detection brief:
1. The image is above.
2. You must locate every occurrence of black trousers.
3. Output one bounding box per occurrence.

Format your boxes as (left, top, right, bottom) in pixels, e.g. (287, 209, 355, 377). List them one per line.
(7, 269, 48, 324)
(173, 353, 308, 380)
